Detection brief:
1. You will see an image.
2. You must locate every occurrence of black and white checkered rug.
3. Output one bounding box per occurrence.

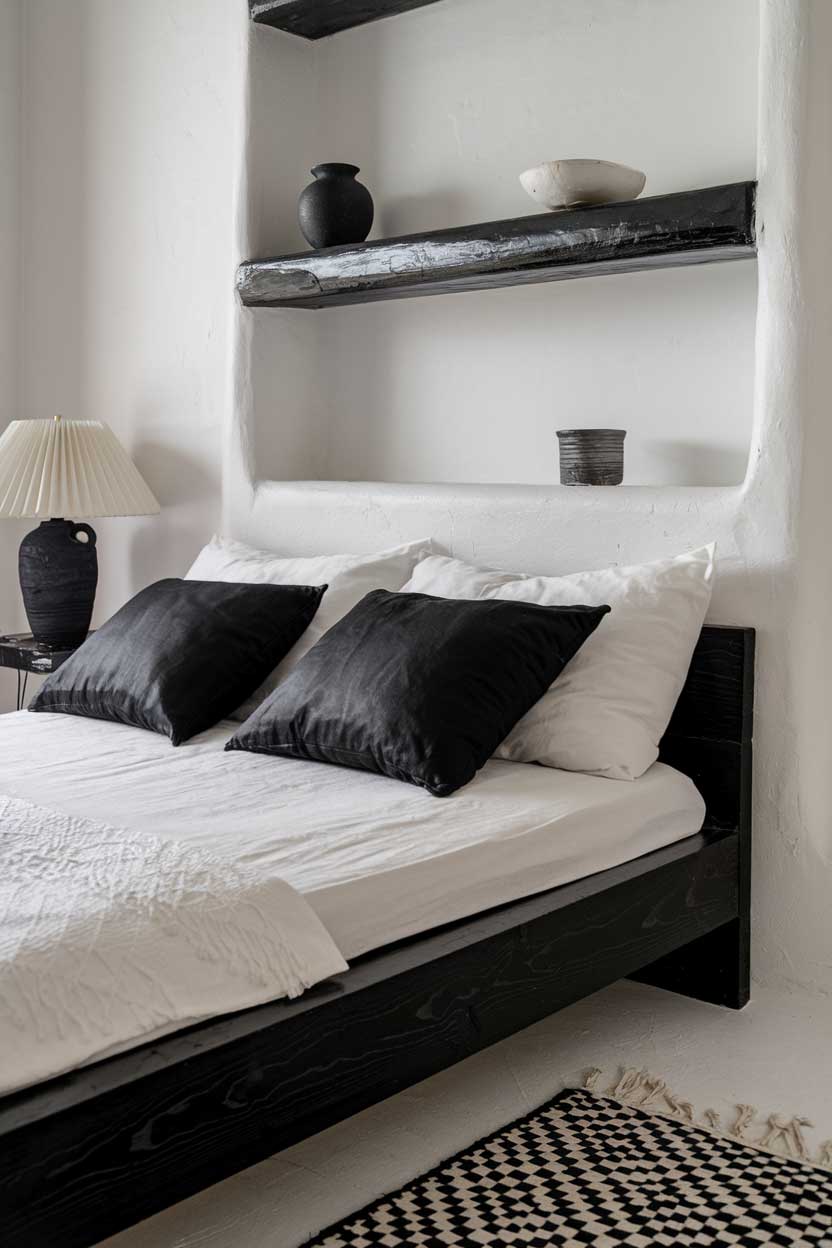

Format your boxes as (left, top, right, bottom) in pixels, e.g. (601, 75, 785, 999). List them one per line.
(308, 1087, 832, 1246)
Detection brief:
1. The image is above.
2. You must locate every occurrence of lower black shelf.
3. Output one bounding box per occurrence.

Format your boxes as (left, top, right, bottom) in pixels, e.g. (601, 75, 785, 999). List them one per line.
(237, 182, 757, 310)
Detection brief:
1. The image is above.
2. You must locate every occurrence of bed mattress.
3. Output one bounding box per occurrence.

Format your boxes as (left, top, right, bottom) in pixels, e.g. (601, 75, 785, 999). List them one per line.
(0, 711, 705, 960)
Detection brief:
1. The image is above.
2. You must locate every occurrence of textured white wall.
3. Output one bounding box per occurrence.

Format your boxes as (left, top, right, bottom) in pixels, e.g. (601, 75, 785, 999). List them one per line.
(0, 0, 19, 437)
(785, 0, 832, 994)
(0, 0, 22, 711)
(248, 0, 759, 487)
(14, 0, 248, 629)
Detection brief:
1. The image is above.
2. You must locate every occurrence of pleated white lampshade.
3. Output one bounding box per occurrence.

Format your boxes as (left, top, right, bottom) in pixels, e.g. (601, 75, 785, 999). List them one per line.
(0, 417, 160, 519)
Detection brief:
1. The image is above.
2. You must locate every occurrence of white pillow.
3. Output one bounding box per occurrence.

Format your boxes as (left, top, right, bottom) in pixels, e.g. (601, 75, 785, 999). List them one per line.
(402, 545, 715, 780)
(187, 535, 434, 718)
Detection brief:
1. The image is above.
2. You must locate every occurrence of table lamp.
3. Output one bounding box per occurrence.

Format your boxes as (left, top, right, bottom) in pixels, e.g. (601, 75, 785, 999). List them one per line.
(0, 416, 160, 648)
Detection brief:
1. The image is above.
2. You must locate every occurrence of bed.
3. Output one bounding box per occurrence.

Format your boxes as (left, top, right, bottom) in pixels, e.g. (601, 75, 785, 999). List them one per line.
(0, 624, 753, 1247)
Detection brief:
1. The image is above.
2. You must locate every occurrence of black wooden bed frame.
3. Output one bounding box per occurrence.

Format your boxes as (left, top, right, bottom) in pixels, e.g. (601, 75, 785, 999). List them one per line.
(1, 625, 754, 1248)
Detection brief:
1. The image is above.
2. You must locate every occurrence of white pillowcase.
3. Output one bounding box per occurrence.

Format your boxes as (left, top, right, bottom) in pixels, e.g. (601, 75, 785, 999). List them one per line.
(187, 535, 434, 719)
(401, 545, 715, 780)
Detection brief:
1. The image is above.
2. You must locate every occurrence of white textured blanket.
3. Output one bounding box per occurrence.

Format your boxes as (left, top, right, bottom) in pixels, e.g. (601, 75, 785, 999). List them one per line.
(0, 794, 348, 1094)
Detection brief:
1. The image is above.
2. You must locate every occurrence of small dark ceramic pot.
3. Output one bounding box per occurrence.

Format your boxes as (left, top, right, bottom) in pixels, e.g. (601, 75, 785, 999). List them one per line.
(298, 163, 374, 250)
(557, 429, 626, 486)
(18, 518, 98, 647)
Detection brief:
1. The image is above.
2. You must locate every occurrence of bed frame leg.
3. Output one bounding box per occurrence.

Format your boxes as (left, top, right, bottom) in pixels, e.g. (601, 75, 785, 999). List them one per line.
(629, 914, 750, 1009)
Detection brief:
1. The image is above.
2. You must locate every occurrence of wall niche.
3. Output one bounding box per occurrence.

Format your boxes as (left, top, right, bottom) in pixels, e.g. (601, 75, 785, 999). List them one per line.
(246, 0, 759, 489)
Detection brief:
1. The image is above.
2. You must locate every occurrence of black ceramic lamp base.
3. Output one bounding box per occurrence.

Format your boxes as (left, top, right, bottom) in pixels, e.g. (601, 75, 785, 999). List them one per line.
(19, 519, 98, 648)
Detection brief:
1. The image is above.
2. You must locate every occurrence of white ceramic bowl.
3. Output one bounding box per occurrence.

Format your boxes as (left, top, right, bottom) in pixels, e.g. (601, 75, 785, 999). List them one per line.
(519, 159, 646, 212)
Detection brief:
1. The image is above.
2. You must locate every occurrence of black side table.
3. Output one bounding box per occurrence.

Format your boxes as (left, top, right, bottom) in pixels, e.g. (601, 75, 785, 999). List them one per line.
(0, 633, 89, 710)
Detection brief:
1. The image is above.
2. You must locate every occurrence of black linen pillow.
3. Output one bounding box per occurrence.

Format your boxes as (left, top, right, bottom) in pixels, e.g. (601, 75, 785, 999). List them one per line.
(227, 589, 610, 796)
(29, 577, 326, 745)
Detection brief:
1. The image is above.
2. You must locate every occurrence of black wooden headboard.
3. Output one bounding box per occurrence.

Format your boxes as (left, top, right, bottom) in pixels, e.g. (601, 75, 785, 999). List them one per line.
(659, 625, 755, 838)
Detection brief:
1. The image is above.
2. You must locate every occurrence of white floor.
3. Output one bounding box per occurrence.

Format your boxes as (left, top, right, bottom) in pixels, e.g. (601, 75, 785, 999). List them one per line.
(101, 980, 832, 1248)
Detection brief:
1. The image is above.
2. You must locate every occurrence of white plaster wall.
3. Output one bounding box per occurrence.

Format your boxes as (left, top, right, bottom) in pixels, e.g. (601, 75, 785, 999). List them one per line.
(788, 0, 832, 994)
(14, 0, 248, 628)
(0, 0, 19, 435)
(0, 0, 22, 712)
(248, 0, 759, 487)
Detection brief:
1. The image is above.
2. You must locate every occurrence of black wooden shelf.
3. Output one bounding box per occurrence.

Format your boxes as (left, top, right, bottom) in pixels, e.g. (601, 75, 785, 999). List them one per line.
(237, 182, 756, 310)
(250, 0, 444, 39)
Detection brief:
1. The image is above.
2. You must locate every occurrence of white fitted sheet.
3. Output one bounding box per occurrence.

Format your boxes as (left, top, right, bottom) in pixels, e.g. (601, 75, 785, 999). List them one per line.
(0, 711, 706, 960)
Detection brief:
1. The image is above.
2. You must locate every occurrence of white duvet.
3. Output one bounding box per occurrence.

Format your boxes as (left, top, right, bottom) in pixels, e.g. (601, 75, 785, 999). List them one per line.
(0, 710, 705, 1093)
(0, 711, 706, 962)
(0, 793, 346, 1095)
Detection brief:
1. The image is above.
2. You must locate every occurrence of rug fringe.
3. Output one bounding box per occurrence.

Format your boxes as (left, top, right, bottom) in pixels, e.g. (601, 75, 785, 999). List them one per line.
(583, 1067, 832, 1173)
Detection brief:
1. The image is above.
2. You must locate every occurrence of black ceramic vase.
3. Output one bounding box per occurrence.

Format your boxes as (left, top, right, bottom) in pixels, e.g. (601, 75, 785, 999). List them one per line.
(298, 163, 374, 250)
(19, 519, 98, 647)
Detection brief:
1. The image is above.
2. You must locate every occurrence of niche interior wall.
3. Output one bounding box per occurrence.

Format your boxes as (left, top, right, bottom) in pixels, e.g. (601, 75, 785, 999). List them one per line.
(243, 0, 759, 489)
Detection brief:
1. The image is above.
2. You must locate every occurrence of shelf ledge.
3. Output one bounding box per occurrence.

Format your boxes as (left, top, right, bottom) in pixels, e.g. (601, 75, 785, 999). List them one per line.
(237, 182, 757, 311)
(249, 0, 445, 39)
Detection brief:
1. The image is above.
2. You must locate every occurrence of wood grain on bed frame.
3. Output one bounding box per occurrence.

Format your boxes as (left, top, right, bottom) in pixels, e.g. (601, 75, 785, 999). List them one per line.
(0, 626, 754, 1248)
